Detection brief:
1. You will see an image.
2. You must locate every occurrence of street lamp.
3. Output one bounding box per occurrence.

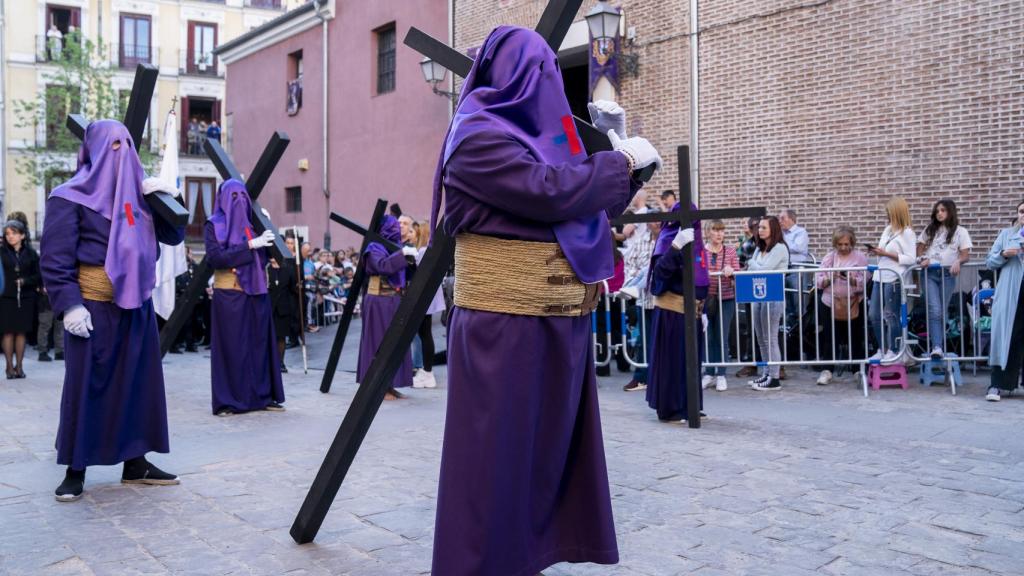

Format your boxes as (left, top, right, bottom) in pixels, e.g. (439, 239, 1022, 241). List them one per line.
(420, 57, 458, 101)
(585, 1, 621, 44)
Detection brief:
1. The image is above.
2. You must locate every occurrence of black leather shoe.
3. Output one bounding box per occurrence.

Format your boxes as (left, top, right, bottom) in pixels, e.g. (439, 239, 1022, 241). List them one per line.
(39, 352, 52, 362)
(121, 457, 179, 485)
(55, 468, 85, 502)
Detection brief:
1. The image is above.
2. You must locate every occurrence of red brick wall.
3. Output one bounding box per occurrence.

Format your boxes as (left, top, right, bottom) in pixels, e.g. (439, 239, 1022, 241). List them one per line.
(453, 0, 1024, 258)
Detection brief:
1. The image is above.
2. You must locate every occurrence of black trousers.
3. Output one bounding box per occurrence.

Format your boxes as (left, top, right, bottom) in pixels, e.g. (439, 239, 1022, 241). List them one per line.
(418, 314, 435, 372)
(992, 280, 1024, 391)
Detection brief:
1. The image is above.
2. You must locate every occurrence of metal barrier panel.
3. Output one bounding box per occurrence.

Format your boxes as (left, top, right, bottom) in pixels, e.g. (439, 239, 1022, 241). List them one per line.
(591, 283, 650, 369)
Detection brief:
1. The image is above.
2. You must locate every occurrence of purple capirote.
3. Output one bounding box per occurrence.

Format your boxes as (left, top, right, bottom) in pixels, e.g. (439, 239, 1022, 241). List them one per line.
(209, 178, 267, 295)
(432, 26, 617, 284)
(49, 120, 157, 310)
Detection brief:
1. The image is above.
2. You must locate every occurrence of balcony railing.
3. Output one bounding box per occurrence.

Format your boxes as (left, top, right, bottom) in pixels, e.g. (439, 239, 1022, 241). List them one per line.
(114, 43, 153, 69)
(245, 0, 284, 8)
(179, 49, 221, 77)
(36, 34, 79, 63)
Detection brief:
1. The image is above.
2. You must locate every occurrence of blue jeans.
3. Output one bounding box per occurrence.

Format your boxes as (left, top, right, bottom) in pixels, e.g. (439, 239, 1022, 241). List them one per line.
(633, 307, 653, 383)
(412, 334, 423, 370)
(869, 282, 902, 353)
(925, 268, 957, 352)
(704, 298, 736, 376)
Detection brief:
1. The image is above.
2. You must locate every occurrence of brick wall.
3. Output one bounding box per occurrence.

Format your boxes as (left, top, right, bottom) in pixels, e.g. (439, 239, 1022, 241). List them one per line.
(453, 0, 1024, 258)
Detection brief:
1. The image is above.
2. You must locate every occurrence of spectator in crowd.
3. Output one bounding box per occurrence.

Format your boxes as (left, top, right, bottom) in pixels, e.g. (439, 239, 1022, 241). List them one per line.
(813, 226, 868, 385)
(31, 217, 62, 362)
(748, 216, 789, 391)
(867, 197, 916, 362)
(301, 242, 318, 333)
(197, 120, 209, 149)
(620, 204, 659, 392)
(917, 199, 973, 360)
(169, 247, 201, 354)
(660, 190, 676, 212)
(734, 216, 762, 378)
(1, 219, 40, 379)
(187, 117, 199, 154)
(702, 219, 740, 392)
(268, 244, 300, 373)
(413, 221, 445, 389)
(779, 208, 811, 329)
(737, 216, 759, 270)
(984, 199, 1024, 402)
(596, 235, 630, 377)
(206, 121, 221, 143)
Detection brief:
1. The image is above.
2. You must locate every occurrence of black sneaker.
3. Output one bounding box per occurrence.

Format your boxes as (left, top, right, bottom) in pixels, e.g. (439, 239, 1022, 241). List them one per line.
(281, 364, 289, 374)
(265, 401, 286, 412)
(623, 379, 647, 392)
(748, 373, 770, 387)
(169, 346, 183, 354)
(38, 352, 52, 362)
(752, 378, 782, 392)
(55, 468, 85, 502)
(54, 351, 64, 361)
(185, 344, 198, 353)
(121, 457, 179, 486)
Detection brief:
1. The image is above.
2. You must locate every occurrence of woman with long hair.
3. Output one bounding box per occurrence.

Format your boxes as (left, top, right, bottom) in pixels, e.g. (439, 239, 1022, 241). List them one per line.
(747, 216, 789, 391)
(412, 220, 445, 389)
(984, 199, 1024, 401)
(867, 197, 916, 362)
(1, 219, 40, 378)
(702, 219, 739, 391)
(917, 199, 973, 359)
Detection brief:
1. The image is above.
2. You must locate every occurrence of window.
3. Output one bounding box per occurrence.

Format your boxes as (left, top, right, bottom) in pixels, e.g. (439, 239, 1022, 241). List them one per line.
(43, 4, 81, 61)
(286, 187, 302, 213)
(120, 13, 151, 68)
(184, 177, 216, 240)
(287, 50, 303, 115)
(187, 22, 218, 75)
(375, 24, 396, 94)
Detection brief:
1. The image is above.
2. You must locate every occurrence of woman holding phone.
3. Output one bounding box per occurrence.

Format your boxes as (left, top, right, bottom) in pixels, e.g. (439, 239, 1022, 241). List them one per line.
(866, 198, 916, 362)
(984, 199, 1024, 402)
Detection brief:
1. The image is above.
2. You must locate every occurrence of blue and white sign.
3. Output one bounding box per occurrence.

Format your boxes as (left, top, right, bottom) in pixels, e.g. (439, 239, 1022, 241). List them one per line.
(736, 274, 784, 303)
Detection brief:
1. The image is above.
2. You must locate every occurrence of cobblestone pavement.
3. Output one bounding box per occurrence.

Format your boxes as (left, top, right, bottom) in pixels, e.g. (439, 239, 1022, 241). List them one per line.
(2, 321, 1024, 575)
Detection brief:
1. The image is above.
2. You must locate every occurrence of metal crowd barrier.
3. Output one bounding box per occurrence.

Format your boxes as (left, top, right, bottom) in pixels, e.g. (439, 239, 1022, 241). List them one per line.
(592, 282, 650, 370)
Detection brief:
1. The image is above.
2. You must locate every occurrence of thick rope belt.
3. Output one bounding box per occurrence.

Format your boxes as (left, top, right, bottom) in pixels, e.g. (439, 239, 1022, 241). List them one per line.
(78, 265, 114, 302)
(653, 291, 704, 315)
(454, 233, 600, 317)
(367, 275, 401, 297)
(213, 269, 243, 291)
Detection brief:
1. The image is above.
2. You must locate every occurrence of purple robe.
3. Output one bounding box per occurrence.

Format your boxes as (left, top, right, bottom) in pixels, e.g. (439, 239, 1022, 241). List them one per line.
(356, 216, 413, 389)
(204, 221, 284, 414)
(431, 28, 642, 575)
(41, 197, 184, 470)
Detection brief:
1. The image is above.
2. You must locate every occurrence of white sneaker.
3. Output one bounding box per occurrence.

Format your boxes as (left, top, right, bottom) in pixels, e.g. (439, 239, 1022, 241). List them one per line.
(930, 347, 943, 360)
(421, 371, 437, 388)
(882, 351, 901, 364)
(412, 370, 429, 388)
(986, 387, 1001, 402)
(868, 351, 883, 362)
(715, 376, 728, 391)
(701, 374, 714, 390)
(816, 370, 833, 386)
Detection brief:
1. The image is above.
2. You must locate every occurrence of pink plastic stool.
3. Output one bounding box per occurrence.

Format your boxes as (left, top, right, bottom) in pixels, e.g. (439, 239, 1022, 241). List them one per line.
(868, 364, 909, 390)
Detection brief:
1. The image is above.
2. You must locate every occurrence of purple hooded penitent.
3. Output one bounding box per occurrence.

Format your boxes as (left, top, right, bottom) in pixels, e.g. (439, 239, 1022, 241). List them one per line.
(433, 26, 615, 283)
(363, 215, 405, 288)
(209, 179, 267, 295)
(651, 202, 709, 289)
(50, 120, 156, 309)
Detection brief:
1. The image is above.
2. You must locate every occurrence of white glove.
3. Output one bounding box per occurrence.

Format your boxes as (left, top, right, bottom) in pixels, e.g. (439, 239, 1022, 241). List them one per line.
(701, 314, 708, 333)
(401, 246, 418, 257)
(607, 130, 663, 173)
(248, 230, 275, 249)
(142, 177, 181, 197)
(587, 100, 626, 139)
(672, 228, 694, 250)
(64, 304, 93, 339)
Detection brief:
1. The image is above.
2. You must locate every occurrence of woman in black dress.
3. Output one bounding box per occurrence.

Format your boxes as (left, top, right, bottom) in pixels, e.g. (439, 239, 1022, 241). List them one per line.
(1, 219, 40, 378)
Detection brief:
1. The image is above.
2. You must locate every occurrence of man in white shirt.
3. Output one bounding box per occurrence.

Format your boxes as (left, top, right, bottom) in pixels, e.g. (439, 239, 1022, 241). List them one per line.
(779, 209, 812, 333)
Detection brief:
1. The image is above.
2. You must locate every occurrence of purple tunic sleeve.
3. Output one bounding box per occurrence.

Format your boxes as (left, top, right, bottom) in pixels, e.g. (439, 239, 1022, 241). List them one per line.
(445, 131, 633, 223)
(40, 197, 84, 313)
(365, 246, 406, 276)
(204, 221, 255, 269)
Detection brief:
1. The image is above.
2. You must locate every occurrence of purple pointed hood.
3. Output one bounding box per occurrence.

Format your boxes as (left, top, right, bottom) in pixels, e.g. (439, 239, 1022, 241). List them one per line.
(365, 215, 405, 289)
(210, 179, 267, 295)
(51, 120, 157, 309)
(432, 26, 614, 283)
(651, 202, 709, 288)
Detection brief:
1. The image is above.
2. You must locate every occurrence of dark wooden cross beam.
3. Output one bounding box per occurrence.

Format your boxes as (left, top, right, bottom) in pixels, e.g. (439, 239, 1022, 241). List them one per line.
(319, 201, 402, 394)
(66, 63, 189, 227)
(157, 132, 292, 356)
(403, 0, 656, 182)
(291, 0, 657, 544)
(612, 146, 765, 428)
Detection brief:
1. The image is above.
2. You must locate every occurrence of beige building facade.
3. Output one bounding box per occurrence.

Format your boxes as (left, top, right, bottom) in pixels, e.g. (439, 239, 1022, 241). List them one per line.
(1, 0, 305, 237)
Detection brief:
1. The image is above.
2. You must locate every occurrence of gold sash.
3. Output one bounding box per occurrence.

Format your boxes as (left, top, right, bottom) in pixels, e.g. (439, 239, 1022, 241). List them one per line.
(78, 265, 114, 302)
(367, 275, 401, 297)
(453, 233, 600, 317)
(653, 291, 704, 315)
(213, 269, 243, 291)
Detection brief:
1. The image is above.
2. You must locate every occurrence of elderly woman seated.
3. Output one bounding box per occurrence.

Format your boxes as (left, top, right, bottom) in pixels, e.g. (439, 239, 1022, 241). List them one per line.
(814, 226, 869, 385)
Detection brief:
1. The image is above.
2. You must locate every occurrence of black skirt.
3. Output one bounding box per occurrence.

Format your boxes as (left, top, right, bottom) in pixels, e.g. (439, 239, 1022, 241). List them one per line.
(0, 296, 36, 334)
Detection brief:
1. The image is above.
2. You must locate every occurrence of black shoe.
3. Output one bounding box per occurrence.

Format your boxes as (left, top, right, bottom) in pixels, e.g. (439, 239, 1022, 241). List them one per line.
(185, 344, 198, 353)
(55, 468, 85, 502)
(596, 367, 610, 377)
(281, 364, 289, 374)
(54, 351, 64, 361)
(752, 378, 782, 392)
(121, 457, 179, 485)
(265, 401, 286, 412)
(39, 352, 52, 362)
(623, 379, 647, 392)
(15, 369, 25, 379)
(169, 346, 183, 354)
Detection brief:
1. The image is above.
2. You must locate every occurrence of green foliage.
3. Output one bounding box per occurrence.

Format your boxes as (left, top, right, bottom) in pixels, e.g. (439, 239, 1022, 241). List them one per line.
(12, 31, 154, 193)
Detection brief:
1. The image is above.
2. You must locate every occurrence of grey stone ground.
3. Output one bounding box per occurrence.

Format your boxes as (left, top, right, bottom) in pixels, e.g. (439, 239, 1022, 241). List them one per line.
(2, 320, 1024, 575)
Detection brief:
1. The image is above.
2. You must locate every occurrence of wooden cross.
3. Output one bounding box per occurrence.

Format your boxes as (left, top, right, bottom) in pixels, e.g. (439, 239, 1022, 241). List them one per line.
(66, 63, 189, 227)
(158, 132, 292, 356)
(612, 146, 765, 428)
(318, 200, 402, 394)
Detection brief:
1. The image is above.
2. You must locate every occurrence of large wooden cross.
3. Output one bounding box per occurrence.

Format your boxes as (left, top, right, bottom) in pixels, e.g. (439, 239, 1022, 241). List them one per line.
(158, 132, 293, 356)
(66, 63, 189, 227)
(612, 146, 765, 428)
(291, 0, 616, 545)
(318, 200, 401, 394)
